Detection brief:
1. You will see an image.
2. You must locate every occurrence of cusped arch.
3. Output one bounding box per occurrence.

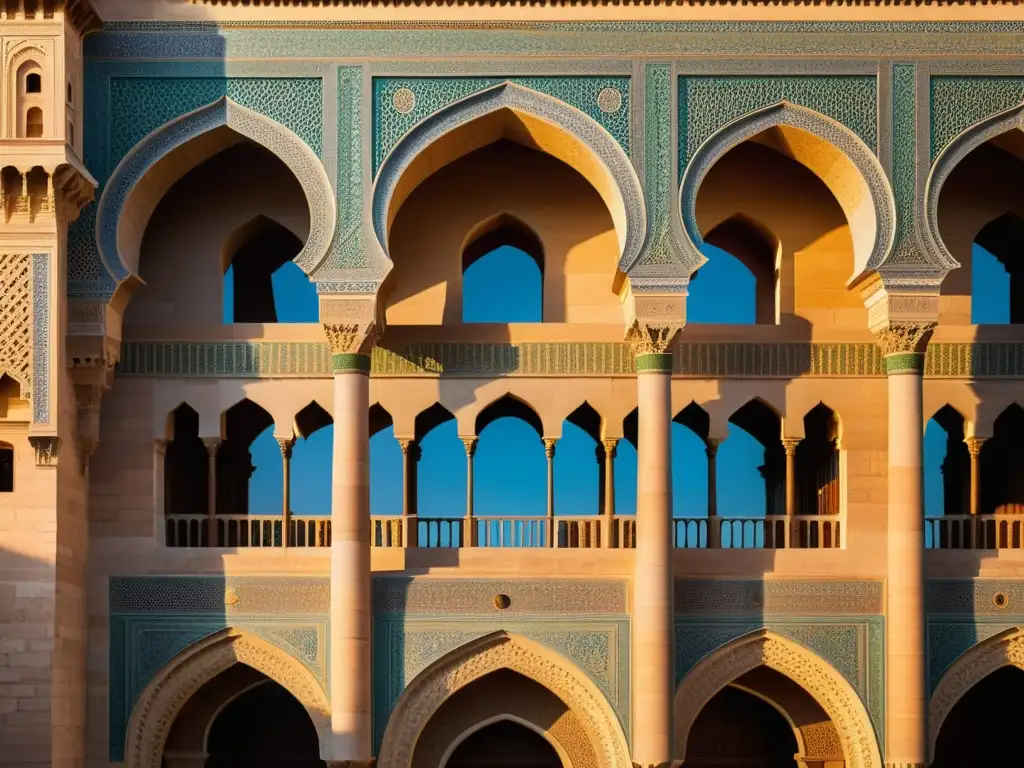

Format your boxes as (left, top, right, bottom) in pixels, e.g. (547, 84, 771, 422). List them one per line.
(123, 627, 331, 768)
(679, 102, 897, 283)
(372, 82, 646, 274)
(377, 631, 630, 768)
(439, 714, 574, 768)
(95, 97, 335, 286)
(674, 629, 882, 768)
(924, 103, 1024, 274)
(928, 626, 1024, 762)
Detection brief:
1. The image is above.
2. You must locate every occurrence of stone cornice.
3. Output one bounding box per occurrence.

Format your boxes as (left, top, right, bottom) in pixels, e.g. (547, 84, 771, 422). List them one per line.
(0, 1, 102, 34)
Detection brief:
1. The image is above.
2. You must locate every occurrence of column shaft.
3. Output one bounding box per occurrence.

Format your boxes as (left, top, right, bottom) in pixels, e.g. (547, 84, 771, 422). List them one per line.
(329, 358, 372, 761)
(463, 438, 477, 547)
(604, 439, 617, 548)
(545, 438, 556, 547)
(967, 437, 984, 517)
(279, 438, 293, 548)
(706, 439, 720, 548)
(885, 365, 927, 768)
(634, 354, 673, 766)
(202, 438, 220, 547)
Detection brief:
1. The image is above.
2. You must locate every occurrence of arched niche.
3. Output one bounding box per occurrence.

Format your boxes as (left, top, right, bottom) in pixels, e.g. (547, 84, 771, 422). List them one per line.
(95, 98, 335, 294)
(674, 629, 882, 768)
(123, 628, 330, 768)
(928, 626, 1024, 763)
(929, 108, 1024, 323)
(377, 631, 629, 768)
(680, 102, 896, 289)
(372, 82, 646, 325)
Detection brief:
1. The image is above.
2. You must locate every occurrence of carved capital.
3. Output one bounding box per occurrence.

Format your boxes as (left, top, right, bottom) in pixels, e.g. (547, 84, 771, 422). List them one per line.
(782, 438, 801, 456)
(965, 436, 987, 458)
(28, 435, 61, 468)
(625, 319, 680, 357)
(543, 437, 557, 458)
(461, 437, 478, 459)
(602, 438, 619, 458)
(276, 437, 294, 460)
(320, 296, 381, 360)
(202, 437, 221, 458)
(705, 437, 721, 458)
(873, 323, 936, 357)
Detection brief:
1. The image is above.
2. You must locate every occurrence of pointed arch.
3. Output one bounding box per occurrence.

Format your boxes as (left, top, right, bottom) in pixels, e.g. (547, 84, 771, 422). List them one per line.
(377, 631, 629, 768)
(372, 82, 645, 273)
(123, 628, 330, 768)
(95, 98, 335, 287)
(679, 101, 897, 282)
(928, 626, 1024, 762)
(674, 629, 882, 768)
(925, 102, 1024, 275)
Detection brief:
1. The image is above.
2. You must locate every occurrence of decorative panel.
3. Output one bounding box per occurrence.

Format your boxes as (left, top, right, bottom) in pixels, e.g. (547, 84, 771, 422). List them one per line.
(679, 75, 878, 181)
(674, 580, 884, 752)
(372, 76, 630, 171)
(931, 76, 1024, 161)
(374, 577, 628, 615)
(107, 576, 329, 761)
(0, 253, 33, 400)
(31, 254, 49, 424)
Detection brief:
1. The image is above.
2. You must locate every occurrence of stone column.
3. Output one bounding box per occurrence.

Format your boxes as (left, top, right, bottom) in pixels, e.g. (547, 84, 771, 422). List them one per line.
(705, 438, 720, 548)
(632, 343, 676, 767)
(397, 438, 420, 546)
(966, 437, 985, 516)
(544, 437, 557, 546)
(783, 438, 800, 548)
(201, 437, 221, 547)
(877, 323, 934, 768)
(462, 437, 477, 547)
(327, 350, 372, 763)
(603, 438, 618, 548)
(277, 437, 294, 548)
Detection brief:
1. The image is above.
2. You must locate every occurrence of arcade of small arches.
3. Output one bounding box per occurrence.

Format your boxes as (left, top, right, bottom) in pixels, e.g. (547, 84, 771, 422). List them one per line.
(160, 393, 845, 551)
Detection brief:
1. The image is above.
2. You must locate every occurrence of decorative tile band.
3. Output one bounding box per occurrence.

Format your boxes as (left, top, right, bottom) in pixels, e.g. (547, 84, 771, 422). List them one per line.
(114, 341, 1024, 379)
(925, 579, 1024, 616)
(109, 576, 330, 614)
(31, 254, 50, 424)
(332, 353, 371, 373)
(374, 577, 628, 615)
(635, 352, 672, 373)
(884, 352, 925, 375)
(675, 579, 884, 616)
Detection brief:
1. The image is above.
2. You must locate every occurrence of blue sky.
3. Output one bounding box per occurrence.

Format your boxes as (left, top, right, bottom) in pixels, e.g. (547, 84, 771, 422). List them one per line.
(227, 242, 1009, 523)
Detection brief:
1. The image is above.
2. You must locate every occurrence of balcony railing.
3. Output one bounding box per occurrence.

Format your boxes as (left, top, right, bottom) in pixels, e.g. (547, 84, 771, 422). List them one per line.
(165, 513, 841, 550)
(926, 514, 1024, 550)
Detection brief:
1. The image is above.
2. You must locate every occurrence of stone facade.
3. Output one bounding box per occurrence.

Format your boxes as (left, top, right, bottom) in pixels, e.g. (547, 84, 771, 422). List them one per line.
(5, 2, 1024, 768)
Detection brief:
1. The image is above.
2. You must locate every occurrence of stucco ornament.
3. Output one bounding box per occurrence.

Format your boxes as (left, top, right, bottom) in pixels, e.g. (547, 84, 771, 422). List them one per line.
(372, 81, 646, 275)
(674, 629, 882, 768)
(123, 628, 331, 768)
(320, 296, 381, 357)
(0, 253, 32, 399)
(377, 631, 630, 768)
(923, 102, 1024, 280)
(872, 323, 936, 357)
(679, 101, 897, 284)
(928, 627, 1024, 763)
(95, 97, 335, 286)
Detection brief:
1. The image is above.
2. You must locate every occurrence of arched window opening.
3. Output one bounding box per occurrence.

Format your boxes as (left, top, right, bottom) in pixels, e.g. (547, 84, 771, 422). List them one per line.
(164, 404, 209, 546)
(0, 442, 13, 493)
(690, 216, 778, 325)
(369, 404, 401, 518)
(474, 396, 546, 544)
(722, 400, 785, 548)
(447, 720, 561, 768)
(0, 374, 21, 419)
(671, 402, 711, 547)
(204, 677, 325, 768)
(291, 402, 333, 540)
(557, 403, 601, 516)
(937, 132, 1024, 324)
(981, 404, 1024, 517)
(25, 107, 43, 138)
(129, 141, 311, 330)
(970, 213, 1024, 324)
(385, 111, 621, 327)
(932, 666, 1024, 768)
(686, 685, 798, 768)
(924, 406, 969, 550)
(217, 400, 279, 545)
(222, 216, 316, 323)
(412, 403, 462, 546)
(796, 404, 841, 516)
(462, 215, 544, 323)
(694, 126, 858, 327)
(66, 81, 72, 104)
(25, 73, 41, 94)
